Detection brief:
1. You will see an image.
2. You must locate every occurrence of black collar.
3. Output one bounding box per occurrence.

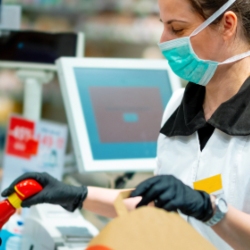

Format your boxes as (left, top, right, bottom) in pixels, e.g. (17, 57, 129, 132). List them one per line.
(160, 77, 250, 137)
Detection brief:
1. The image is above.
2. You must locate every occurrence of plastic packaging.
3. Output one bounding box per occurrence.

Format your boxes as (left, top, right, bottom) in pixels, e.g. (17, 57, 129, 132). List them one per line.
(0, 179, 42, 249)
(0, 179, 43, 229)
(0, 213, 24, 250)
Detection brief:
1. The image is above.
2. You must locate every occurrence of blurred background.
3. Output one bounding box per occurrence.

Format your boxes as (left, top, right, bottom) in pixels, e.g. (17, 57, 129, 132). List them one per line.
(0, 0, 168, 230)
(0, 0, 164, 152)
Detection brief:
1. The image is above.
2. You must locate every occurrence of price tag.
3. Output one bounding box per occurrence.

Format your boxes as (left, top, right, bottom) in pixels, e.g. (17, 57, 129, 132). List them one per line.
(6, 117, 38, 159)
(1, 115, 67, 192)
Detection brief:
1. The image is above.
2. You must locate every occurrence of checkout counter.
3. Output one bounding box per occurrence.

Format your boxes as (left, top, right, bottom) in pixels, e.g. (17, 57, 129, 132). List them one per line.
(20, 204, 98, 250)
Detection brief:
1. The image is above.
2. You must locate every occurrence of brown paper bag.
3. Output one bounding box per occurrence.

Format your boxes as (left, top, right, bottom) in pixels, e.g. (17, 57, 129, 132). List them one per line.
(86, 190, 216, 250)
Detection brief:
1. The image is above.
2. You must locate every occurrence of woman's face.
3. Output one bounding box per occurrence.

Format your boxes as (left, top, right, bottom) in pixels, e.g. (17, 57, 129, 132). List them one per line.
(158, 0, 226, 61)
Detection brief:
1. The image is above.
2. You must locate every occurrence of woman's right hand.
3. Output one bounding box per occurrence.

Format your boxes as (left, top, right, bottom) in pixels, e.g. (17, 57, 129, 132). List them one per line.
(1, 172, 88, 212)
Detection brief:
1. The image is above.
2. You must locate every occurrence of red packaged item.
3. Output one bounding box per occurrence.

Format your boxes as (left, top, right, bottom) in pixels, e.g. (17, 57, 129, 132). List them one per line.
(0, 179, 43, 229)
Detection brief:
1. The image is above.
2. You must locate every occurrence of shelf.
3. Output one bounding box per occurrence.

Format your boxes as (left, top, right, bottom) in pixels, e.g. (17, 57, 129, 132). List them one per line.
(3, 0, 159, 15)
(3, 0, 162, 44)
(80, 17, 162, 44)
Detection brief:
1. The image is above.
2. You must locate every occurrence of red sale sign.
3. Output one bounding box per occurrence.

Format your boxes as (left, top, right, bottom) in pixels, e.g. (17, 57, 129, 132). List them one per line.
(6, 117, 39, 159)
(1, 115, 67, 193)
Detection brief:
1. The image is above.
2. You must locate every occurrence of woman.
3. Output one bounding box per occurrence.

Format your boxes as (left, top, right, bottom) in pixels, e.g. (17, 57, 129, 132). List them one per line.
(3, 0, 250, 249)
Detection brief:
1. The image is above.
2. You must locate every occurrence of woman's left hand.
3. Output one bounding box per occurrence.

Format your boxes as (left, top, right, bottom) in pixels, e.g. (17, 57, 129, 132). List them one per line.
(130, 175, 213, 222)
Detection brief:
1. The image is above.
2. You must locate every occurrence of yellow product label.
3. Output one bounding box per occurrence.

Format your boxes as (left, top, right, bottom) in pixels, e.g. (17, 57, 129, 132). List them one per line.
(8, 193, 22, 209)
(193, 174, 223, 194)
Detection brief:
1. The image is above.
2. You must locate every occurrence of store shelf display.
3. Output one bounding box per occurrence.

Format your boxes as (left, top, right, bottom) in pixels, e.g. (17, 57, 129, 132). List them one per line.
(78, 15, 162, 44)
(4, 0, 159, 15)
(3, 0, 162, 45)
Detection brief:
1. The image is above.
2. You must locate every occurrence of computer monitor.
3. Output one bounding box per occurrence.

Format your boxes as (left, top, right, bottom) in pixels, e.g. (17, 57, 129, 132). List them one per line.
(0, 31, 84, 70)
(57, 58, 182, 172)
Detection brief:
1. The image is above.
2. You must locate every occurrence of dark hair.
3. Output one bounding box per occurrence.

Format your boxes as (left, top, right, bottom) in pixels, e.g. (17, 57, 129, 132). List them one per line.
(188, 0, 250, 42)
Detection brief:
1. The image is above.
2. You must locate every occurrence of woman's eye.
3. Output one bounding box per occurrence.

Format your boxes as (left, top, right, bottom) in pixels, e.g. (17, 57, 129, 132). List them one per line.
(171, 28, 183, 34)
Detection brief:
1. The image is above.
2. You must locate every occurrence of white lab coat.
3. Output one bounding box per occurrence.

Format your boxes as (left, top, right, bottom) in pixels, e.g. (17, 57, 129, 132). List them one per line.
(155, 89, 250, 250)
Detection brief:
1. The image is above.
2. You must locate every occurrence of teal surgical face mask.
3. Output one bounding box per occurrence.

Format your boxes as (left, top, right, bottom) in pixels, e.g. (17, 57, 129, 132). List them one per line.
(158, 0, 250, 86)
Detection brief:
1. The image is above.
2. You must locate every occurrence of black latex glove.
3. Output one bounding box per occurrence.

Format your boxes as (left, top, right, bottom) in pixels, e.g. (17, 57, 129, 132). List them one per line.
(130, 175, 213, 222)
(1, 172, 88, 212)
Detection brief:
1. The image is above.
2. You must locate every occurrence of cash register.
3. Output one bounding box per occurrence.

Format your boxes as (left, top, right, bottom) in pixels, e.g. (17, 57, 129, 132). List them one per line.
(21, 204, 98, 250)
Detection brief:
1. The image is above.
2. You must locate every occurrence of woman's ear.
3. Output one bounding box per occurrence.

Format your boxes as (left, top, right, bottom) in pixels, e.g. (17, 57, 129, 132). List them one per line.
(221, 11, 238, 41)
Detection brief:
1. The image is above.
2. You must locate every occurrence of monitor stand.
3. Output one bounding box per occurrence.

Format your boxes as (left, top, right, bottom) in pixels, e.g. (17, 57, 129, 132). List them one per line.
(17, 70, 54, 120)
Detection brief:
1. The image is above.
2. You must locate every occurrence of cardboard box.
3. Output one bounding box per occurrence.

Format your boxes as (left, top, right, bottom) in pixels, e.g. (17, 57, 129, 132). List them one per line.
(86, 191, 216, 250)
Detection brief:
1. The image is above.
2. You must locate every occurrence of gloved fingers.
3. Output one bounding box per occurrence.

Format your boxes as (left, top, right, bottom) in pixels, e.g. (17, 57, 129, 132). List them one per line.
(21, 199, 33, 208)
(1, 187, 15, 197)
(1, 172, 56, 198)
(162, 200, 179, 212)
(136, 187, 163, 208)
(154, 190, 176, 208)
(131, 175, 182, 199)
(21, 192, 46, 207)
(21, 184, 55, 207)
(61, 204, 78, 213)
(1, 172, 43, 197)
(192, 191, 213, 222)
(130, 176, 160, 198)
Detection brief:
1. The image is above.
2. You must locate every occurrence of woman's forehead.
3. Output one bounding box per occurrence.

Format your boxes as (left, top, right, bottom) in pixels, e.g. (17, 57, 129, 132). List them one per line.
(158, 0, 196, 22)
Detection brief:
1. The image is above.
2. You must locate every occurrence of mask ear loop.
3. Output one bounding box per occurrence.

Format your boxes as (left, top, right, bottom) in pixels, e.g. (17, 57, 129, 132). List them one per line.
(190, 0, 236, 38)
(220, 51, 250, 64)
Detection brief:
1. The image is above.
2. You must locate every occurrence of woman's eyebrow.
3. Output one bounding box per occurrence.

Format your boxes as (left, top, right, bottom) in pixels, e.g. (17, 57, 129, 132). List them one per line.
(159, 18, 188, 24)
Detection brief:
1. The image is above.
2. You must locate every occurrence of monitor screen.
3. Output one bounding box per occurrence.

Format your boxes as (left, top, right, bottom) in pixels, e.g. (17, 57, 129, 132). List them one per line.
(0, 31, 78, 64)
(57, 58, 181, 172)
(74, 68, 172, 161)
